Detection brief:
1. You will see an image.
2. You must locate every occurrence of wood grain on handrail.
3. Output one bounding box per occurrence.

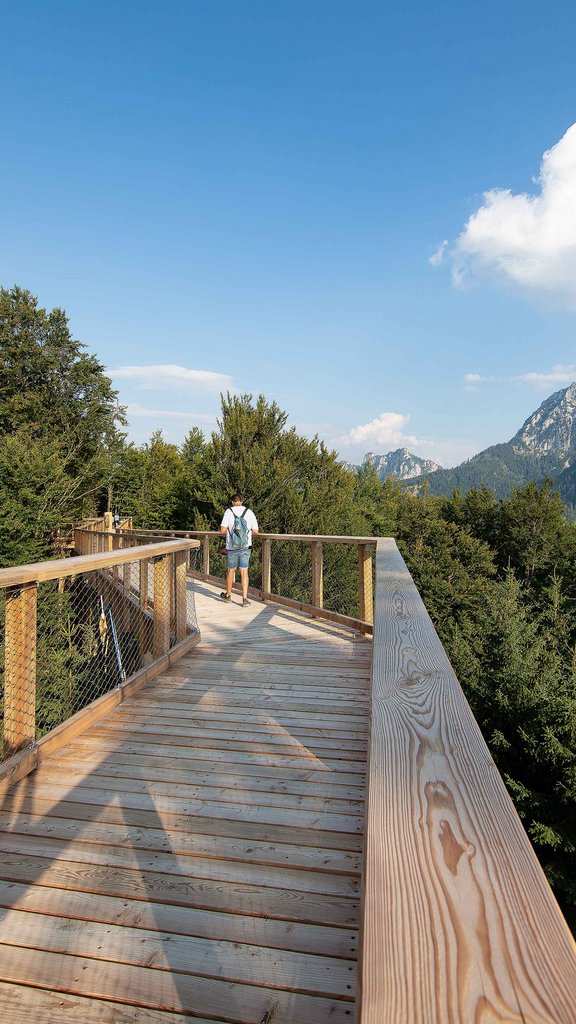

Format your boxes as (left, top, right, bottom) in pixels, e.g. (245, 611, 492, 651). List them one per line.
(359, 537, 576, 1023)
(0, 539, 199, 588)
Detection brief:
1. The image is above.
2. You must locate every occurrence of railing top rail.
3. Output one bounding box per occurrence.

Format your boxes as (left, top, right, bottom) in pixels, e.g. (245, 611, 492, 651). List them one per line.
(74, 528, 178, 541)
(116, 528, 379, 545)
(0, 538, 200, 588)
(359, 537, 576, 1023)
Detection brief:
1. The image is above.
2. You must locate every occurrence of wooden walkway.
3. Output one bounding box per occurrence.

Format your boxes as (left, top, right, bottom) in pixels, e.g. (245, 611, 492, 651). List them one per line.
(0, 580, 371, 1022)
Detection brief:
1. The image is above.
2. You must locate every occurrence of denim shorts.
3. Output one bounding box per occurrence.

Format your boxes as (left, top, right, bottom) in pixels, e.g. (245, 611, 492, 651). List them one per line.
(227, 547, 251, 570)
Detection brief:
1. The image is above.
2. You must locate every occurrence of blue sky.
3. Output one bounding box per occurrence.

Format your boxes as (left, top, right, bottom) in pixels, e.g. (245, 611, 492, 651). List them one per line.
(2, 1, 575, 466)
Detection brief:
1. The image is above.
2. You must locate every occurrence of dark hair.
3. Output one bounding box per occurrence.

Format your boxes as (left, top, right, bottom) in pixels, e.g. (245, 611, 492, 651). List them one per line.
(231, 493, 243, 503)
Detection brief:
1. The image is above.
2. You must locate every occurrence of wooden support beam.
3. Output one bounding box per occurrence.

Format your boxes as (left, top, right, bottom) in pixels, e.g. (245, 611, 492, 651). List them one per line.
(202, 535, 210, 577)
(261, 538, 271, 598)
(311, 541, 323, 610)
(139, 558, 149, 612)
(153, 554, 172, 657)
(123, 559, 131, 596)
(112, 533, 121, 582)
(3, 582, 37, 758)
(174, 549, 188, 642)
(358, 543, 373, 625)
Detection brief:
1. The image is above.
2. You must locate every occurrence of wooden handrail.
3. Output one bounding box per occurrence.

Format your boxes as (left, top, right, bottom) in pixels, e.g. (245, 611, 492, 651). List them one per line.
(118, 528, 378, 545)
(359, 538, 576, 1022)
(0, 539, 199, 588)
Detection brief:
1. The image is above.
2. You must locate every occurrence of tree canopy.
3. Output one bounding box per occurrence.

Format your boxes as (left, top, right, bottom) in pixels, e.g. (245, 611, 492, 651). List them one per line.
(0, 286, 124, 565)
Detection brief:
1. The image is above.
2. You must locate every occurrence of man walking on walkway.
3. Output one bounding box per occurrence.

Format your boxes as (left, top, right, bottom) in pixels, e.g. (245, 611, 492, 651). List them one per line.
(220, 494, 259, 606)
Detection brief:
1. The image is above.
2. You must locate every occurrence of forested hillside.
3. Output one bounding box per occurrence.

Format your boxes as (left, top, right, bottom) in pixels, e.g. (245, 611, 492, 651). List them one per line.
(410, 382, 576, 499)
(2, 287, 576, 931)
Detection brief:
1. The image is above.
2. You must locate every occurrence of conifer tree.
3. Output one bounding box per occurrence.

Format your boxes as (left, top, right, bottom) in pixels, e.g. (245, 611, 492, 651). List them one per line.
(0, 286, 124, 564)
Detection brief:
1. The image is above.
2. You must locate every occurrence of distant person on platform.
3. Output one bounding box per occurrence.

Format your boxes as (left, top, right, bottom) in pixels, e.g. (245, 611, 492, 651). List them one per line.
(220, 494, 258, 607)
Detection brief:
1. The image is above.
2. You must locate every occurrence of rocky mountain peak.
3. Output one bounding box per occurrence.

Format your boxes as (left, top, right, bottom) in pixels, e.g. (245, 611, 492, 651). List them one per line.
(513, 382, 576, 454)
(363, 448, 441, 481)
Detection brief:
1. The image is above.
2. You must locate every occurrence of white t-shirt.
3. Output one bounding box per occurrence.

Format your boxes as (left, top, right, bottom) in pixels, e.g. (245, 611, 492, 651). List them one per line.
(220, 506, 259, 550)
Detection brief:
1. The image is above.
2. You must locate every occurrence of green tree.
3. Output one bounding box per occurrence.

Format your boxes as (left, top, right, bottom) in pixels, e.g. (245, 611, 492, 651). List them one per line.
(194, 392, 360, 535)
(462, 570, 576, 926)
(0, 286, 125, 565)
(498, 481, 569, 581)
(114, 432, 189, 530)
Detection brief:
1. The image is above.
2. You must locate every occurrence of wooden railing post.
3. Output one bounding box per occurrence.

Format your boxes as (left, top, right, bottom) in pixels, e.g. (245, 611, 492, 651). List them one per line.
(174, 550, 188, 642)
(123, 550, 131, 596)
(202, 535, 210, 577)
(311, 541, 323, 609)
(358, 543, 374, 624)
(139, 558, 149, 611)
(112, 533, 121, 581)
(261, 538, 272, 598)
(153, 553, 172, 657)
(3, 582, 38, 757)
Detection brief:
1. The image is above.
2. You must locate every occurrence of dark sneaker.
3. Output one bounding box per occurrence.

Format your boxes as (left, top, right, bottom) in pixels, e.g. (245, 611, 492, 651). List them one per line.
(220, 592, 231, 601)
(242, 598, 251, 607)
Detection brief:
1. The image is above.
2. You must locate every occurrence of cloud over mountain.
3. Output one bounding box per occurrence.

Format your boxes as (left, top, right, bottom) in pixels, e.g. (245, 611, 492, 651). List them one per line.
(514, 364, 576, 388)
(344, 411, 419, 448)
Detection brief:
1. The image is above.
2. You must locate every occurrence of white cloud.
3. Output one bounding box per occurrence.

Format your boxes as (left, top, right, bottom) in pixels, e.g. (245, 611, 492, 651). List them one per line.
(125, 403, 216, 423)
(463, 371, 491, 392)
(443, 123, 576, 306)
(513, 364, 576, 388)
(429, 240, 448, 266)
(111, 364, 234, 392)
(343, 411, 419, 448)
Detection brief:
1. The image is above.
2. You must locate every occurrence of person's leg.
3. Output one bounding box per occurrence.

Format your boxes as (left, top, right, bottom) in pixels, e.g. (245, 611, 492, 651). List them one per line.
(226, 568, 235, 597)
(239, 550, 250, 602)
(222, 551, 239, 599)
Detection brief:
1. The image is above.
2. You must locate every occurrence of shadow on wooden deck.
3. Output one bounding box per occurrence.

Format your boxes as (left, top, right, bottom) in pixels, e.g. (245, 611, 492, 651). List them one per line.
(0, 581, 371, 1023)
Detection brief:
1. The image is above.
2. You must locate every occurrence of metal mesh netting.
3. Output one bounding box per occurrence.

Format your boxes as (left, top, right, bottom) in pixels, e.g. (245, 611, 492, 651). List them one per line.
(323, 544, 362, 619)
(0, 547, 199, 761)
(269, 539, 312, 605)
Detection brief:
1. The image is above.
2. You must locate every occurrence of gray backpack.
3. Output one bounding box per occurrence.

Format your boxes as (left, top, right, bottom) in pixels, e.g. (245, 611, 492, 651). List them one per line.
(229, 507, 251, 549)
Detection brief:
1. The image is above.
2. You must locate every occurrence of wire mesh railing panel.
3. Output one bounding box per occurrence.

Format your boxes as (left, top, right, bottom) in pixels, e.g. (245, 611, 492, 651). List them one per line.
(323, 543, 361, 619)
(270, 540, 313, 605)
(185, 548, 199, 633)
(34, 560, 148, 741)
(207, 535, 228, 583)
(0, 541, 199, 763)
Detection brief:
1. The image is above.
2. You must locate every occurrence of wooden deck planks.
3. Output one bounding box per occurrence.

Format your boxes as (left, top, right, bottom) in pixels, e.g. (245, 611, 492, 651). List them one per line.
(0, 580, 369, 1022)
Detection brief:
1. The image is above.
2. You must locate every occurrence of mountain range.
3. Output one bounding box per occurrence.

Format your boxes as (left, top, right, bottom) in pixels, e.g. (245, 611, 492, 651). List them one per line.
(351, 383, 576, 503)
